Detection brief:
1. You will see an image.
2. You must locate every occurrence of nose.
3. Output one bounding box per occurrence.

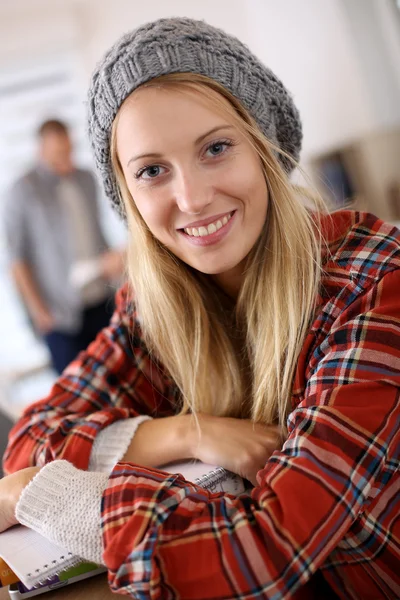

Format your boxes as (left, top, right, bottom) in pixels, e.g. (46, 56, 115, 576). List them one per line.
(174, 169, 213, 215)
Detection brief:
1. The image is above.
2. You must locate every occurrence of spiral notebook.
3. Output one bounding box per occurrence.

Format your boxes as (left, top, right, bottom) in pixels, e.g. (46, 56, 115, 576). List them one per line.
(0, 526, 93, 589)
(0, 461, 245, 590)
(162, 460, 246, 495)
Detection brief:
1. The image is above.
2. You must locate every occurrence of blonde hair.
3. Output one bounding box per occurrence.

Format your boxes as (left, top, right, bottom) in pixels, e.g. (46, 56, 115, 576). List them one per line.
(111, 73, 326, 428)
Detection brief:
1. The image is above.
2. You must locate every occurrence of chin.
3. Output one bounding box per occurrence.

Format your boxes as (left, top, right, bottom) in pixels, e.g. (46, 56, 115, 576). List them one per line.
(191, 260, 240, 276)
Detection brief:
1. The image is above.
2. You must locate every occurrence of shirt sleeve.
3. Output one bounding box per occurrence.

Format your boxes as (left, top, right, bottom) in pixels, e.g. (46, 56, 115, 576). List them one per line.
(81, 169, 110, 251)
(88, 415, 152, 473)
(2, 284, 177, 475)
(16, 460, 108, 566)
(96, 269, 400, 599)
(3, 180, 30, 262)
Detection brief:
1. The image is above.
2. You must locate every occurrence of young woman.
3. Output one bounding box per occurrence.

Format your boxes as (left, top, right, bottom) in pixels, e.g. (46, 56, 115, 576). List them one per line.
(1, 17, 399, 600)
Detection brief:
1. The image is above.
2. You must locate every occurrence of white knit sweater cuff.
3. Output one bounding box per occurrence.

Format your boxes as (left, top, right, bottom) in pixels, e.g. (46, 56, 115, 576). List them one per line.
(16, 460, 108, 565)
(89, 416, 152, 473)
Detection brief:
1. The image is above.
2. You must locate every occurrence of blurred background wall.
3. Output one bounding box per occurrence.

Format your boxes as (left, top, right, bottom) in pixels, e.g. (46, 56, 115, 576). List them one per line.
(2, 0, 400, 159)
(0, 0, 399, 431)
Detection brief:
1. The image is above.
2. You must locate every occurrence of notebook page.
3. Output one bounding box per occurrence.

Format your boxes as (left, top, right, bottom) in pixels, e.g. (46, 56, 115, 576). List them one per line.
(161, 460, 246, 495)
(0, 526, 80, 588)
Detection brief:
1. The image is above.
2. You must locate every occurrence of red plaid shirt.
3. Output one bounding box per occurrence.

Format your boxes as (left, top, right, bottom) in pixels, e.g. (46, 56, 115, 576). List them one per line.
(4, 211, 400, 599)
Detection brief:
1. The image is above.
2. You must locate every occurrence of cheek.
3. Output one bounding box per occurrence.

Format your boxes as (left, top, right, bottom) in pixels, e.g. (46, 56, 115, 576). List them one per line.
(129, 187, 170, 232)
(230, 161, 268, 211)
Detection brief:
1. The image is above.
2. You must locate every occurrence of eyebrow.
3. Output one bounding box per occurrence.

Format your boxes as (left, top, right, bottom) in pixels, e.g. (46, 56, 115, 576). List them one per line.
(126, 125, 235, 167)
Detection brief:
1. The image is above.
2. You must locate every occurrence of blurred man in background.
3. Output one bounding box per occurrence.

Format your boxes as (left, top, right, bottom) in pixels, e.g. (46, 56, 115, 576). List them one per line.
(4, 119, 124, 374)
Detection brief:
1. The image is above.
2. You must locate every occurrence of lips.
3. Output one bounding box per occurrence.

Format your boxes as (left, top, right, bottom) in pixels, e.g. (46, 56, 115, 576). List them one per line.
(183, 212, 234, 237)
(179, 209, 237, 246)
(179, 210, 234, 230)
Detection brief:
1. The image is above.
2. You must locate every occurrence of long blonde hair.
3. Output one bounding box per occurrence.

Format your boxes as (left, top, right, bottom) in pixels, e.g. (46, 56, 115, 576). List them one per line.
(111, 73, 325, 428)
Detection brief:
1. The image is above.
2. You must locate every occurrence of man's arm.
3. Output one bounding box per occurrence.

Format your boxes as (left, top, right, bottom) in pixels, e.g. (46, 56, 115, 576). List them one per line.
(4, 178, 54, 334)
(11, 260, 54, 334)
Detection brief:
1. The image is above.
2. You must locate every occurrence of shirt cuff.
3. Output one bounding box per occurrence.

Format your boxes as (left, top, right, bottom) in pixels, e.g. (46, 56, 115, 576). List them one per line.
(16, 460, 108, 565)
(88, 415, 152, 473)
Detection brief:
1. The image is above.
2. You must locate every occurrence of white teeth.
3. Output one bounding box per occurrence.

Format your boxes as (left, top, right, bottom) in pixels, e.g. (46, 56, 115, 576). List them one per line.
(184, 212, 233, 237)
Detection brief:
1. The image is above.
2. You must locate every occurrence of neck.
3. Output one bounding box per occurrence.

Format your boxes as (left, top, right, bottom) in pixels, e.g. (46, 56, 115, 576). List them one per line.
(211, 263, 245, 299)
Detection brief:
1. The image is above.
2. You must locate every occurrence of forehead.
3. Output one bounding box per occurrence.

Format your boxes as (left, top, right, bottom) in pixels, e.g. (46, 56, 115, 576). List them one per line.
(115, 85, 238, 153)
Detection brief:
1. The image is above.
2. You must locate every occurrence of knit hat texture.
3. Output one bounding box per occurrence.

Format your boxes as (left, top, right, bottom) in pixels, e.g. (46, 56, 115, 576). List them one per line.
(87, 17, 302, 218)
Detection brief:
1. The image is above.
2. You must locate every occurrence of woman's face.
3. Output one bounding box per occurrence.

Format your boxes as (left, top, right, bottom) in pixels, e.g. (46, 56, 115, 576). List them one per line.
(115, 85, 268, 292)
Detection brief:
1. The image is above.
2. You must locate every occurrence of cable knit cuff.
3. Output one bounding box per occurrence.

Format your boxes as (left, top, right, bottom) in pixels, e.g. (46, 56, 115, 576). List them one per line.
(88, 415, 152, 473)
(16, 460, 108, 565)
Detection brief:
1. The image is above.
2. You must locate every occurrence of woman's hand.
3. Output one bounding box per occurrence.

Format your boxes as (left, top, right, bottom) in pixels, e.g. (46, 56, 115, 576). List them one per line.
(123, 414, 283, 486)
(189, 414, 284, 486)
(0, 466, 41, 533)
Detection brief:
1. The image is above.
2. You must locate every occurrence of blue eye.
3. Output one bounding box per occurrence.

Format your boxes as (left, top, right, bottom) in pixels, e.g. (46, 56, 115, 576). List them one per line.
(135, 165, 165, 180)
(209, 143, 225, 155)
(208, 143, 226, 156)
(139, 165, 161, 179)
(205, 140, 233, 158)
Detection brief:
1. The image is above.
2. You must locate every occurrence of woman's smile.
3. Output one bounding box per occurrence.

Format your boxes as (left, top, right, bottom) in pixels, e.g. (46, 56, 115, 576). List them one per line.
(178, 210, 236, 246)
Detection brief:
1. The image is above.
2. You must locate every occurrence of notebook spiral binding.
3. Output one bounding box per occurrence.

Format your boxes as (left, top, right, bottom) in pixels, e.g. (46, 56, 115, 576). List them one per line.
(26, 552, 83, 588)
(195, 466, 228, 490)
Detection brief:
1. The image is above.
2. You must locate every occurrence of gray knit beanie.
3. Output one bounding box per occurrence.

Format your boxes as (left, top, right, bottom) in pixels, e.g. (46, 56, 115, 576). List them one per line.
(87, 17, 302, 219)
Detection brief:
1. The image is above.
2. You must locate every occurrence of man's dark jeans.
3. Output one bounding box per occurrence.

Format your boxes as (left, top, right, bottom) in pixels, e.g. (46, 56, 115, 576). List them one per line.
(44, 298, 114, 374)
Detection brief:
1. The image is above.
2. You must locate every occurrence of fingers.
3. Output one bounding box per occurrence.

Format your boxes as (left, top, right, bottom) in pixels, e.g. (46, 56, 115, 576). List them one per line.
(191, 415, 285, 483)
